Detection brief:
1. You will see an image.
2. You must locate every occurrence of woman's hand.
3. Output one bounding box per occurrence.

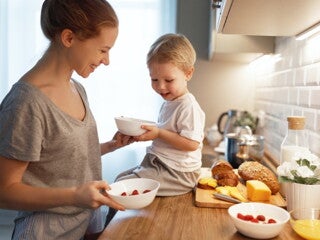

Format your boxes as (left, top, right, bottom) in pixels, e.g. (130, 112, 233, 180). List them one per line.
(112, 131, 135, 148)
(74, 181, 125, 211)
(100, 131, 135, 155)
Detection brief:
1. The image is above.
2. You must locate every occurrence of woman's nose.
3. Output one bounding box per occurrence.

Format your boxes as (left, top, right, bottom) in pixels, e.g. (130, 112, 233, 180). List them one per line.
(101, 55, 110, 66)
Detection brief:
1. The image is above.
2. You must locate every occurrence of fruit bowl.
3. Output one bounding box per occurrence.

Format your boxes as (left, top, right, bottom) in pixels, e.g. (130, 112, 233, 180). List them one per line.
(290, 208, 320, 240)
(107, 178, 160, 209)
(228, 202, 290, 239)
(114, 116, 156, 136)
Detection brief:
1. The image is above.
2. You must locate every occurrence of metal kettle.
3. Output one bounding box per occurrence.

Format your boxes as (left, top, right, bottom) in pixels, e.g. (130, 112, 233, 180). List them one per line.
(225, 126, 264, 168)
(217, 109, 240, 137)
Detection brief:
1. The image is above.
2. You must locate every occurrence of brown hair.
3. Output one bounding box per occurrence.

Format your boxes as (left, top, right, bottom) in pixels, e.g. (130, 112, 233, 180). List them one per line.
(147, 33, 196, 73)
(40, 0, 118, 41)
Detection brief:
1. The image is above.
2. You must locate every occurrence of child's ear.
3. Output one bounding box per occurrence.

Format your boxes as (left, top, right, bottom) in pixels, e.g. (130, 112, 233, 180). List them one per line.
(60, 29, 74, 47)
(185, 67, 194, 80)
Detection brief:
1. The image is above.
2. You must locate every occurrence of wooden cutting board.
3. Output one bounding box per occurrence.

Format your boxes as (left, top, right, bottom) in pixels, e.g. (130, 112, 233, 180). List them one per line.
(194, 182, 287, 208)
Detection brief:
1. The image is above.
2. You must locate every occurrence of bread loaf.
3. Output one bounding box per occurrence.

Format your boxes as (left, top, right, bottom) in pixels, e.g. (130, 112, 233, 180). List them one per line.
(211, 160, 239, 187)
(238, 161, 280, 194)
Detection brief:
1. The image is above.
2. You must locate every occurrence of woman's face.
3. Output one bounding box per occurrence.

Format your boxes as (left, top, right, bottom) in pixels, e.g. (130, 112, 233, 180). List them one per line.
(68, 26, 118, 78)
(148, 62, 193, 101)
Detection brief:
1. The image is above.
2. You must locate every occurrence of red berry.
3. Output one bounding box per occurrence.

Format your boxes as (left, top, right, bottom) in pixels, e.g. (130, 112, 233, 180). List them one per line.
(237, 213, 246, 220)
(250, 218, 259, 223)
(132, 189, 139, 195)
(256, 215, 266, 221)
(244, 215, 254, 221)
(268, 218, 277, 224)
(121, 192, 127, 196)
(143, 189, 151, 194)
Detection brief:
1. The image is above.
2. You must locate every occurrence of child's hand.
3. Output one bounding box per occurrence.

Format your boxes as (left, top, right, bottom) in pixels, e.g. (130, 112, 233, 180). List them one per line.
(134, 125, 159, 141)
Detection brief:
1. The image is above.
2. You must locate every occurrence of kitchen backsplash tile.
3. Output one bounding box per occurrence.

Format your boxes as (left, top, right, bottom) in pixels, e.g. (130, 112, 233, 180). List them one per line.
(310, 88, 320, 108)
(305, 65, 319, 85)
(254, 34, 320, 162)
(299, 89, 310, 107)
(295, 68, 305, 86)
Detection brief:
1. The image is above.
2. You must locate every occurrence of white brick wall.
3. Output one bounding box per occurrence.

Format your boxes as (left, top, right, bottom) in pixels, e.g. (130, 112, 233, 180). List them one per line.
(253, 34, 320, 163)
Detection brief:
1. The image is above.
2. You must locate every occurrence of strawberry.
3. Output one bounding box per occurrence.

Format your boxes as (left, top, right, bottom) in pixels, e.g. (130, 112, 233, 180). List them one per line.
(268, 218, 277, 224)
(132, 189, 139, 195)
(237, 213, 246, 220)
(121, 192, 127, 196)
(250, 218, 259, 223)
(256, 215, 265, 221)
(143, 189, 151, 194)
(244, 214, 254, 221)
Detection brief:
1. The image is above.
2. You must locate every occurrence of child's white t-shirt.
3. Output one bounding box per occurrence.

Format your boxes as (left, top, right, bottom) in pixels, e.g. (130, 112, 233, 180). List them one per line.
(147, 92, 205, 172)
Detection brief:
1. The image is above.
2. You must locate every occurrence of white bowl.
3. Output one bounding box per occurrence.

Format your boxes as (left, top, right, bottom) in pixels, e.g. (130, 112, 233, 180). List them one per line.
(228, 202, 290, 239)
(107, 178, 160, 209)
(114, 117, 156, 136)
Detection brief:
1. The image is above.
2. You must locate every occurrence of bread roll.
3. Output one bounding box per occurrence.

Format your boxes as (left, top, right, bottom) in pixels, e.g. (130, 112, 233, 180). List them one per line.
(216, 177, 239, 187)
(238, 161, 280, 194)
(211, 160, 233, 177)
(211, 160, 239, 187)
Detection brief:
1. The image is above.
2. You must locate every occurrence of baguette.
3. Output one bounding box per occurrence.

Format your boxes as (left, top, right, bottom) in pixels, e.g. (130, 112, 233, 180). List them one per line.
(238, 161, 280, 194)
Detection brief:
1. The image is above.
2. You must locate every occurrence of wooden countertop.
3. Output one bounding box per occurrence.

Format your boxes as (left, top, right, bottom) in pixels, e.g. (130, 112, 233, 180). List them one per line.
(98, 191, 303, 240)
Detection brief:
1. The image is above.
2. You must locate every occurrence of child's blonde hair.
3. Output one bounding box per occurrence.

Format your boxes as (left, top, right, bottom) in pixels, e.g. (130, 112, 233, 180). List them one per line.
(147, 33, 196, 73)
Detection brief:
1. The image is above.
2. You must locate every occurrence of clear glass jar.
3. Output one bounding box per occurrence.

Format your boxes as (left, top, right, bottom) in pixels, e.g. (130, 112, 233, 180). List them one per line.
(280, 116, 309, 196)
(280, 116, 309, 164)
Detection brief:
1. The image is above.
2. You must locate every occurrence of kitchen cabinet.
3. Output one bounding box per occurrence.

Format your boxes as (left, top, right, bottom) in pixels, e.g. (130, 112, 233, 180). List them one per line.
(216, 0, 320, 36)
(176, 0, 214, 60)
(176, 0, 274, 62)
(212, 32, 274, 62)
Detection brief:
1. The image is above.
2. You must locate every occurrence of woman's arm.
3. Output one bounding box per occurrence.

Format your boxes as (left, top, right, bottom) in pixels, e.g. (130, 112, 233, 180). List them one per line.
(134, 125, 199, 151)
(0, 156, 124, 211)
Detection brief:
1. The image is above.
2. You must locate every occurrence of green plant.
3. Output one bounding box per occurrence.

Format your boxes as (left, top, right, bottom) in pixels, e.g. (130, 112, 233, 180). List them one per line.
(234, 111, 258, 133)
(277, 158, 320, 185)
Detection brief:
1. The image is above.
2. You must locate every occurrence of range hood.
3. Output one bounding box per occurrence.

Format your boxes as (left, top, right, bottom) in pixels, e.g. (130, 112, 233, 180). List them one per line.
(217, 0, 320, 36)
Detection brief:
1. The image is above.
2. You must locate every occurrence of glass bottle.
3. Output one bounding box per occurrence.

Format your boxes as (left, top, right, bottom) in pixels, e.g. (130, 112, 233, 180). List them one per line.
(280, 116, 309, 196)
(280, 116, 309, 164)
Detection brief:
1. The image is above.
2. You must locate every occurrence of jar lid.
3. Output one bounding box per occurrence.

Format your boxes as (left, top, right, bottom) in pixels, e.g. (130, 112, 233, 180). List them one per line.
(287, 116, 305, 130)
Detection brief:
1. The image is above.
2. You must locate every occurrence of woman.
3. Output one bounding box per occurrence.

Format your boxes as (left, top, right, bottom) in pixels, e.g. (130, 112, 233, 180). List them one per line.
(0, 0, 132, 239)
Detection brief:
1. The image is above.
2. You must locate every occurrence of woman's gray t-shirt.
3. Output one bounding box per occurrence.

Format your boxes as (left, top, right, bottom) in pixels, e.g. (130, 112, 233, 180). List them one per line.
(0, 79, 102, 215)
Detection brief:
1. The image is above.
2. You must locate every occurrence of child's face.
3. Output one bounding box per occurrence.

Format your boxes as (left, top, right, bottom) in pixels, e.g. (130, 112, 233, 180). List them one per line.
(66, 26, 118, 78)
(148, 62, 193, 101)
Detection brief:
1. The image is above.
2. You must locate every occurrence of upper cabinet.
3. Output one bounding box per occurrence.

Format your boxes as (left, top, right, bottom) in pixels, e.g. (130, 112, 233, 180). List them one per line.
(176, 0, 274, 61)
(176, 0, 320, 62)
(176, 0, 214, 60)
(216, 0, 320, 36)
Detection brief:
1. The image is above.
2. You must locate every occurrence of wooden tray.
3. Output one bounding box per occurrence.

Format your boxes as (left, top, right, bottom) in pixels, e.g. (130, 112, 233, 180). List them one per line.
(194, 182, 287, 208)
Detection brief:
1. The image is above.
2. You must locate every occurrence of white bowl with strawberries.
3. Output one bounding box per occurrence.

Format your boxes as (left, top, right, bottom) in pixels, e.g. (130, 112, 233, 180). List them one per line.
(107, 178, 160, 209)
(228, 202, 290, 239)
